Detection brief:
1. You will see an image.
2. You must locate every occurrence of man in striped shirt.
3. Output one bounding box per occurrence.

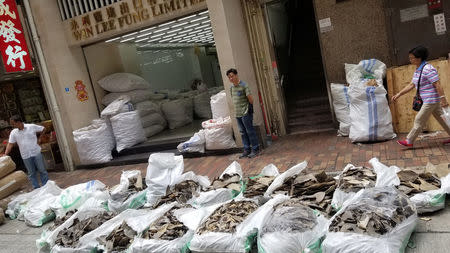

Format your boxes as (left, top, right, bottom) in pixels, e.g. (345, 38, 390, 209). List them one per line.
(392, 46, 450, 147)
(226, 68, 259, 158)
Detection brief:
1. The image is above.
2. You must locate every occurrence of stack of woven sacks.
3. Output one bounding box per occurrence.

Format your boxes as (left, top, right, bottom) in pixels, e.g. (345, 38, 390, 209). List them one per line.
(99, 73, 166, 138)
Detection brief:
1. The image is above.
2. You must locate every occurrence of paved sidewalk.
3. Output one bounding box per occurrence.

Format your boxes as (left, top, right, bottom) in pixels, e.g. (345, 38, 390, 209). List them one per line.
(2, 130, 450, 252)
(49, 130, 450, 188)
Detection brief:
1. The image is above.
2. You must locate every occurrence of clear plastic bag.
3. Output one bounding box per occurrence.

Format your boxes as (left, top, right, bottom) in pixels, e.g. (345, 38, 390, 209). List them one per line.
(264, 161, 308, 197)
(258, 196, 328, 253)
(50, 180, 106, 218)
(190, 196, 283, 253)
(322, 187, 418, 253)
(145, 153, 184, 207)
(6, 181, 62, 220)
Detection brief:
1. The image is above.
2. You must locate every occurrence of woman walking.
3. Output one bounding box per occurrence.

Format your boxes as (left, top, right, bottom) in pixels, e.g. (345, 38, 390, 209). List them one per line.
(392, 46, 450, 147)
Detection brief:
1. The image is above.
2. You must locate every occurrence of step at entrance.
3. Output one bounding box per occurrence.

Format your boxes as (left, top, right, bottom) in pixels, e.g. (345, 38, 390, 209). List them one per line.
(287, 97, 335, 134)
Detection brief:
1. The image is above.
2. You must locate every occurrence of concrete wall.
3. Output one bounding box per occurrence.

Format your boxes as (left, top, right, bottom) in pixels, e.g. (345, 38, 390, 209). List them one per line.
(314, 0, 392, 83)
(29, 0, 101, 164)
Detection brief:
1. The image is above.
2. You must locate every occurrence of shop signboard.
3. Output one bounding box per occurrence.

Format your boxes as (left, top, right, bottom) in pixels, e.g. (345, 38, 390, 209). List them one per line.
(65, 0, 207, 46)
(0, 0, 33, 72)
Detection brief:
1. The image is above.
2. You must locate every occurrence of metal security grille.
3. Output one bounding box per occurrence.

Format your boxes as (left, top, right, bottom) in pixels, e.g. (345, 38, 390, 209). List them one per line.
(57, 0, 122, 21)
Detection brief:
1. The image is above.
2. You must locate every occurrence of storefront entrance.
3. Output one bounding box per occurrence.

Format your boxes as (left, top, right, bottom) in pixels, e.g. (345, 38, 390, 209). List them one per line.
(82, 10, 224, 149)
(264, 0, 334, 134)
(0, 69, 63, 171)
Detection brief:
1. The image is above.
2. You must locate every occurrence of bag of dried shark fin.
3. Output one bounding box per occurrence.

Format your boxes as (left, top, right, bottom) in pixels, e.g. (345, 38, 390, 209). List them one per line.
(77, 204, 175, 252)
(243, 164, 280, 202)
(322, 187, 417, 253)
(189, 161, 245, 208)
(189, 196, 282, 253)
(108, 170, 148, 212)
(370, 157, 450, 214)
(264, 161, 337, 218)
(257, 195, 328, 253)
(152, 171, 211, 209)
(37, 193, 111, 252)
(129, 204, 204, 253)
(331, 164, 377, 211)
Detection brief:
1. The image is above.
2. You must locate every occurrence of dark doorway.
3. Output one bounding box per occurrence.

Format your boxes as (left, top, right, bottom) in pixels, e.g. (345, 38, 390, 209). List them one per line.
(266, 0, 334, 134)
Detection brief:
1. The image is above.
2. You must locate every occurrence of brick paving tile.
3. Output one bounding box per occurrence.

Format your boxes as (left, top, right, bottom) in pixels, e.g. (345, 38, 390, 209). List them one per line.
(46, 130, 450, 189)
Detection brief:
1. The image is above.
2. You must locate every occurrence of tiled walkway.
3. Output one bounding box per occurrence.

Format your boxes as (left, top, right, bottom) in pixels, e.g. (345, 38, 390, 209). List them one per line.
(47, 130, 450, 188)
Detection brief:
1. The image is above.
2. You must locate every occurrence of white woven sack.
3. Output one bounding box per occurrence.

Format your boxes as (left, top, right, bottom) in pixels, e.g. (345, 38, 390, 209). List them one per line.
(73, 123, 113, 164)
(210, 90, 230, 119)
(134, 101, 161, 117)
(330, 83, 351, 136)
(202, 117, 236, 150)
(110, 111, 146, 152)
(194, 92, 212, 119)
(102, 89, 154, 106)
(98, 73, 150, 93)
(100, 96, 133, 118)
(144, 125, 165, 138)
(140, 113, 166, 128)
(161, 98, 194, 129)
(348, 85, 396, 142)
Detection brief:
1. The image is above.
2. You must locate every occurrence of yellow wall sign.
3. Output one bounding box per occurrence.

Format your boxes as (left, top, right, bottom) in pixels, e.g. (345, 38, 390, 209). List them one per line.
(65, 0, 206, 46)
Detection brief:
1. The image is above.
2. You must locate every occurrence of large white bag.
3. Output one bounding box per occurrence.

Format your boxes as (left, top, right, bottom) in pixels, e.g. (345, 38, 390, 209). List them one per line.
(345, 59, 386, 87)
(140, 113, 166, 128)
(100, 96, 133, 118)
(210, 90, 230, 119)
(144, 125, 164, 138)
(322, 187, 417, 253)
(135, 101, 161, 117)
(108, 170, 147, 212)
(177, 130, 206, 153)
(129, 205, 202, 253)
(371, 158, 450, 214)
(202, 117, 237, 150)
(330, 83, 351, 136)
(102, 89, 154, 106)
(145, 153, 184, 207)
(36, 193, 111, 252)
(258, 196, 329, 253)
(189, 195, 285, 253)
(73, 121, 114, 165)
(189, 161, 244, 209)
(110, 111, 147, 152)
(50, 180, 106, 218)
(79, 204, 175, 252)
(98, 73, 150, 93)
(6, 181, 62, 223)
(348, 85, 396, 142)
(161, 98, 194, 129)
(194, 91, 213, 119)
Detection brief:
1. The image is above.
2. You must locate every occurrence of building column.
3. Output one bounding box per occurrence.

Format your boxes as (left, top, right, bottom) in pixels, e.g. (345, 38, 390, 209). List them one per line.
(28, 0, 101, 168)
(207, 0, 264, 147)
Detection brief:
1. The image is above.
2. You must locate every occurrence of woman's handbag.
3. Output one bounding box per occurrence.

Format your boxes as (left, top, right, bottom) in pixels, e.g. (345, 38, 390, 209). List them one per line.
(412, 64, 427, 112)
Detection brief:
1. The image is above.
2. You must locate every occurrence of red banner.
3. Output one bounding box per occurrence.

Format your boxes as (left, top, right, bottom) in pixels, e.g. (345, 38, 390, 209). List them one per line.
(0, 0, 33, 72)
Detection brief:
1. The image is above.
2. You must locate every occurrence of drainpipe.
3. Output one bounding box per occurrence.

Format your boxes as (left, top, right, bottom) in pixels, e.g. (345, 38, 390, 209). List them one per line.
(23, 0, 75, 171)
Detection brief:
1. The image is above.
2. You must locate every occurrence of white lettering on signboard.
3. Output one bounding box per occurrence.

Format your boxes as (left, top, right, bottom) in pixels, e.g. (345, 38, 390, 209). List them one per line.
(0, 0, 16, 19)
(0, 19, 20, 43)
(5, 44, 27, 69)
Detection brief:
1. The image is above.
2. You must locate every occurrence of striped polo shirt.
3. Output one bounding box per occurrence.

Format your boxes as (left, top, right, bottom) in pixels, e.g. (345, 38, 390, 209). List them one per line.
(231, 81, 251, 117)
(412, 61, 440, 104)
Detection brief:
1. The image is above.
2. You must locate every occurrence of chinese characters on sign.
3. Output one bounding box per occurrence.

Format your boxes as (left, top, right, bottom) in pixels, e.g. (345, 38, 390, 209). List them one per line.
(69, 0, 206, 43)
(0, 0, 32, 72)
